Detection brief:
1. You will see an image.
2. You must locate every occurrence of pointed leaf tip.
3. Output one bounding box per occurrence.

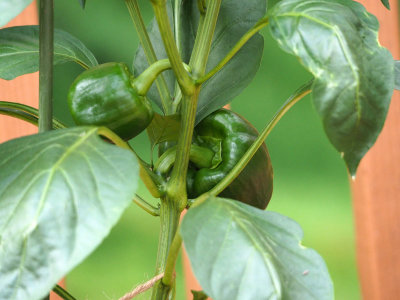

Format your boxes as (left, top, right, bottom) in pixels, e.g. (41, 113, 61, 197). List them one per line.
(381, 0, 390, 10)
(78, 0, 86, 9)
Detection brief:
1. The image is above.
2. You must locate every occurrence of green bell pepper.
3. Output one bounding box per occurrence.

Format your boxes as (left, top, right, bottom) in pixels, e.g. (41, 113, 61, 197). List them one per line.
(187, 109, 273, 209)
(68, 62, 154, 140)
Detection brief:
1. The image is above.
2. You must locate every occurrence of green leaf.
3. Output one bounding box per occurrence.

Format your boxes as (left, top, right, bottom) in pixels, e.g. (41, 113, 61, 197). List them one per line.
(0, 127, 139, 300)
(0, 0, 34, 27)
(269, 0, 394, 176)
(0, 25, 98, 80)
(181, 197, 333, 300)
(78, 0, 86, 9)
(134, 0, 265, 124)
(146, 112, 181, 151)
(381, 0, 390, 9)
(394, 60, 400, 90)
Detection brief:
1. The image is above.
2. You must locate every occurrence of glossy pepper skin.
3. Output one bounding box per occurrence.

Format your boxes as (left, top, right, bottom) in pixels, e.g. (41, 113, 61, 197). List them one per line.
(68, 62, 153, 140)
(187, 109, 273, 209)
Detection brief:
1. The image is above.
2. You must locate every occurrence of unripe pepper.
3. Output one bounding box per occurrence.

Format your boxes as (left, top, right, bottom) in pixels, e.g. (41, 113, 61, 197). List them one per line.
(68, 60, 181, 141)
(187, 109, 273, 209)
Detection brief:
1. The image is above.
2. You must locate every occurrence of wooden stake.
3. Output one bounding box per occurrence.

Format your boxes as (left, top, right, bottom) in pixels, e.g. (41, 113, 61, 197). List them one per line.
(352, 1, 400, 299)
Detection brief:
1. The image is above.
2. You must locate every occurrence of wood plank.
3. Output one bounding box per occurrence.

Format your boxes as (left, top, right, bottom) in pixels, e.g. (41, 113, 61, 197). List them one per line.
(0, 2, 38, 143)
(352, 1, 400, 299)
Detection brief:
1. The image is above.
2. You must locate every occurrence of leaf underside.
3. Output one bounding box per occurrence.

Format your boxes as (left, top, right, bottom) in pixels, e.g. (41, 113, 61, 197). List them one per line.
(0, 127, 138, 300)
(134, 0, 265, 124)
(181, 197, 333, 300)
(269, 0, 394, 175)
(0, 25, 98, 80)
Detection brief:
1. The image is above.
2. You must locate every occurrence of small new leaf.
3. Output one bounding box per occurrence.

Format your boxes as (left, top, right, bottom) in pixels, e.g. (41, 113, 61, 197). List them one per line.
(181, 197, 333, 300)
(0, 0, 34, 27)
(0, 127, 139, 300)
(0, 25, 98, 80)
(146, 113, 181, 150)
(269, 0, 394, 176)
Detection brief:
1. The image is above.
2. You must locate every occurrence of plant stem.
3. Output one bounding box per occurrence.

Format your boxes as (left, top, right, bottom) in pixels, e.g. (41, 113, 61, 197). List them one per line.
(199, 80, 313, 203)
(39, 0, 54, 133)
(133, 59, 191, 96)
(196, 16, 269, 84)
(125, 0, 172, 113)
(151, 199, 181, 300)
(0, 101, 66, 129)
(151, 0, 194, 96)
(52, 284, 77, 300)
(97, 127, 165, 200)
(150, 1, 221, 299)
(133, 194, 160, 216)
(162, 230, 182, 287)
(189, 0, 222, 78)
(154, 144, 215, 175)
(167, 0, 221, 209)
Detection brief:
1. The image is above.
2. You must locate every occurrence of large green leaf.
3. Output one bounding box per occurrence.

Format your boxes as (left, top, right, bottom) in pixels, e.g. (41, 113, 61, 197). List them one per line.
(269, 0, 394, 176)
(0, 127, 139, 300)
(134, 0, 265, 124)
(0, 0, 34, 27)
(181, 197, 333, 300)
(0, 25, 98, 80)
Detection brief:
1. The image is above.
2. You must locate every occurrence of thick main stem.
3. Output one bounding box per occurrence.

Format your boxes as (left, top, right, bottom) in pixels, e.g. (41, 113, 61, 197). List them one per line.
(38, 0, 54, 133)
(150, 1, 221, 299)
(151, 200, 181, 300)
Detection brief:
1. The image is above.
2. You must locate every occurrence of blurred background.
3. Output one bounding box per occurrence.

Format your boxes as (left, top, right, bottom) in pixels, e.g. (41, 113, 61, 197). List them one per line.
(51, 0, 359, 299)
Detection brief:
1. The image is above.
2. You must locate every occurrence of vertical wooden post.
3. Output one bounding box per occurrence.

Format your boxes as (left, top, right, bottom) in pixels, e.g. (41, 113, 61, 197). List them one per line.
(352, 1, 400, 299)
(0, 3, 65, 300)
(0, 2, 38, 143)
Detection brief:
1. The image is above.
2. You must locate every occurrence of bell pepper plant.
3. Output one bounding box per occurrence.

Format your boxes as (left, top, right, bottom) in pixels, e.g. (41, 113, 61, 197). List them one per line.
(0, 0, 399, 299)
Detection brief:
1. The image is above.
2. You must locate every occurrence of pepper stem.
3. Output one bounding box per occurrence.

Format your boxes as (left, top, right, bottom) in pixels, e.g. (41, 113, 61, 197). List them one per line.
(154, 144, 216, 175)
(132, 59, 191, 96)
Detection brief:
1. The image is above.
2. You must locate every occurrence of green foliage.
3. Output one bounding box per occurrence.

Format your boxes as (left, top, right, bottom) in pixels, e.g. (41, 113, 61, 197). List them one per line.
(269, 0, 394, 175)
(181, 197, 333, 300)
(134, 0, 265, 123)
(0, 0, 397, 299)
(0, 25, 98, 80)
(0, 0, 33, 27)
(0, 127, 139, 300)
